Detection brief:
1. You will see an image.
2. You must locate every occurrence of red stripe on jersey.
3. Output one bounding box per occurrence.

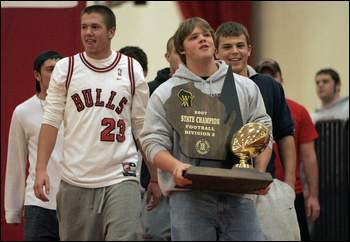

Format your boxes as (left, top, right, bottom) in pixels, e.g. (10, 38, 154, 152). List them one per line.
(79, 52, 121, 73)
(130, 58, 135, 96)
(65, 56, 74, 90)
(127, 57, 135, 96)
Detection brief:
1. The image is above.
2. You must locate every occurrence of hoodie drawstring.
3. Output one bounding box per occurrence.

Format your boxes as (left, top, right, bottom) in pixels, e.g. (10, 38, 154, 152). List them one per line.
(209, 78, 213, 96)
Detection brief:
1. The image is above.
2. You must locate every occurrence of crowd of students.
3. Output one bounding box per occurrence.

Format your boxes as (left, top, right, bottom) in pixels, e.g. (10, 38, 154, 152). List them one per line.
(4, 4, 349, 241)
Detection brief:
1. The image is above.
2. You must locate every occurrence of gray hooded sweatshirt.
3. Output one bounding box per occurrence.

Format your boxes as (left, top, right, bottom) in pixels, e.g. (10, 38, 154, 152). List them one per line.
(140, 61, 272, 196)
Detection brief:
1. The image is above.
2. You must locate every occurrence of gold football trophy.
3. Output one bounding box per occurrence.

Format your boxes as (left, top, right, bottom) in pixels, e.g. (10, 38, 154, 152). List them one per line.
(183, 122, 273, 194)
(231, 122, 270, 169)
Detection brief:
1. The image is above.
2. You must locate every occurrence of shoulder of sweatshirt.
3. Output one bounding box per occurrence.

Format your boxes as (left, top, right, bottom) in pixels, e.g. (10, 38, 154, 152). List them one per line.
(151, 76, 188, 103)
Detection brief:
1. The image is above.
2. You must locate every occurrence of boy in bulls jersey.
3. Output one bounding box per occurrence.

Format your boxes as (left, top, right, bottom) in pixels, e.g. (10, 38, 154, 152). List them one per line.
(34, 5, 149, 240)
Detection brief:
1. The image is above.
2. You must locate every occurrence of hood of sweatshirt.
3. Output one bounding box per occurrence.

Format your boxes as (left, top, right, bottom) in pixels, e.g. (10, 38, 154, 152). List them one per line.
(172, 60, 229, 96)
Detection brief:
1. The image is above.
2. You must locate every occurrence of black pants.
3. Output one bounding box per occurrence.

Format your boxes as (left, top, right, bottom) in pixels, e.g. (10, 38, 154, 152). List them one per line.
(24, 205, 59, 241)
(295, 193, 310, 241)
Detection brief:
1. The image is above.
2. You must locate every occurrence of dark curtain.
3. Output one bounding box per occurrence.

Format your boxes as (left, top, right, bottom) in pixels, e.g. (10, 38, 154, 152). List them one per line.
(1, 2, 85, 241)
(177, 1, 252, 32)
(313, 120, 349, 241)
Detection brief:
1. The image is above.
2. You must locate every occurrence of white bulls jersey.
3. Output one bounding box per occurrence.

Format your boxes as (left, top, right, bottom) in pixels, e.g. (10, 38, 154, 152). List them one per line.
(43, 51, 149, 188)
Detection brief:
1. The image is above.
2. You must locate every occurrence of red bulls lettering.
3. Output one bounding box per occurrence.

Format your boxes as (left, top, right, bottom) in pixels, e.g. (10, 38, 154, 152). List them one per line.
(71, 89, 128, 114)
(82, 89, 93, 107)
(116, 97, 127, 114)
(71, 93, 85, 112)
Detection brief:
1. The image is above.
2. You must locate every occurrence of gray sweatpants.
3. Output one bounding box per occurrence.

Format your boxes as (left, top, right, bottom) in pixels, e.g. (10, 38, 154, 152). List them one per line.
(57, 180, 142, 241)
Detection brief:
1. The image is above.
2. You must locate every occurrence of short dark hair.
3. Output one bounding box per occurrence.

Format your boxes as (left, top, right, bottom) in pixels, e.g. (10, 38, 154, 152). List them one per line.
(174, 17, 215, 64)
(81, 5, 116, 30)
(33, 50, 61, 92)
(255, 59, 282, 76)
(215, 22, 251, 48)
(119, 46, 148, 74)
(315, 68, 341, 86)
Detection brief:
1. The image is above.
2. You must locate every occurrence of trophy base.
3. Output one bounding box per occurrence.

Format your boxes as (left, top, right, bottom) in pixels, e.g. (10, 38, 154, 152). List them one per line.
(182, 166, 273, 194)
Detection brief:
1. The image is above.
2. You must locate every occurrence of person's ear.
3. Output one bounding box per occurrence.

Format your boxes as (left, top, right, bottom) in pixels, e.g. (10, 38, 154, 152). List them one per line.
(34, 70, 41, 82)
(108, 27, 116, 39)
(247, 44, 252, 58)
(335, 83, 341, 94)
(214, 48, 220, 60)
(165, 52, 170, 62)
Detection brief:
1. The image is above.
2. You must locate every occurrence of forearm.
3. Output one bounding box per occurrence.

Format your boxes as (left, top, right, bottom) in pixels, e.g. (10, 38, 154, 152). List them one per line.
(278, 135, 296, 187)
(153, 150, 182, 174)
(136, 139, 158, 182)
(254, 146, 272, 172)
(301, 142, 319, 197)
(147, 162, 158, 182)
(153, 150, 192, 187)
(5, 116, 27, 223)
(36, 124, 58, 172)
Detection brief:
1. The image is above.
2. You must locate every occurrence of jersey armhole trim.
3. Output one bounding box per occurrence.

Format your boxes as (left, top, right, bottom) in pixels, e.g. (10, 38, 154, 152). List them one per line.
(65, 56, 74, 90)
(127, 57, 135, 96)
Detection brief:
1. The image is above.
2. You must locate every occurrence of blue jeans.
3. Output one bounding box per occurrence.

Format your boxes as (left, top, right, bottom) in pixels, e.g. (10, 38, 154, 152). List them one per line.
(24, 205, 59, 241)
(169, 191, 264, 241)
(141, 193, 171, 241)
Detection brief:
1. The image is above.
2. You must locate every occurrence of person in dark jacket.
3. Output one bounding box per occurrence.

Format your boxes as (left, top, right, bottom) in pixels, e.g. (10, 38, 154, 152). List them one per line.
(215, 22, 300, 240)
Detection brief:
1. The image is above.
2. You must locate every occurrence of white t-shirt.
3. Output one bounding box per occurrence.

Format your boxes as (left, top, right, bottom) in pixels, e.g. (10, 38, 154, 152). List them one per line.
(5, 95, 63, 223)
(311, 96, 349, 123)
